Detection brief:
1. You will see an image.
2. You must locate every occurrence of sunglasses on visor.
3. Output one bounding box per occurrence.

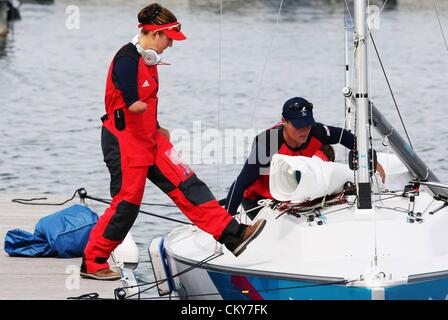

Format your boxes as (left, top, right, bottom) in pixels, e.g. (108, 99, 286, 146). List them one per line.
(287, 102, 314, 111)
(153, 23, 181, 32)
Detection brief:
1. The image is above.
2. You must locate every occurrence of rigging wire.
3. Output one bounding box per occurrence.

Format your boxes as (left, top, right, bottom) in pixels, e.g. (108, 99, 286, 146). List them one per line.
(352, 44, 359, 187)
(319, 111, 351, 208)
(140, 202, 176, 207)
(377, 0, 389, 18)
(374, 205, 409, 213)
(318, 203, 354, 216)
(343, 16, 352, 166)
(225, 0, 284, 216)
(88, 197, 177, 208)
(83, 194, 192, 225)
(120, 252, 223, 299)
(249, 0, 284, 128)
(344, 0, 354, 27)
(68, 254, 195, 300)
(12, 189, 177, 208)
(216, 0, 223, 198)
(371, 194, 401, 203)
(318, 0, 358, 209)
(432, 0, 448, 51)
(11, 188, 192, 225)
(369, 33, 414, 150)
(135, 279, 357, 300)
(422, 198, 436, 215)
(68, 251, 229, 301)
(366, 0, 381, 269)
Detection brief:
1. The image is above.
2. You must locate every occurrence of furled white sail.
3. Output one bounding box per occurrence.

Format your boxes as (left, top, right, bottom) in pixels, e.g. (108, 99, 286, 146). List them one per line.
(269, 154, 353, 203)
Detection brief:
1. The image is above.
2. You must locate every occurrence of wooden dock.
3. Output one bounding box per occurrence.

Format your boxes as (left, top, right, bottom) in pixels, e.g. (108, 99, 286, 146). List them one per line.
(0, 194, 123, 300)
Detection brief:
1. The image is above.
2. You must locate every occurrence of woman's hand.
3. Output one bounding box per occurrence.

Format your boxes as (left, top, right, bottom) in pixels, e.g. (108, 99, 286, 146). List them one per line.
(376, 162, 386, 184)
(159, 126, 170, 141)
(128, 101, 147, 113)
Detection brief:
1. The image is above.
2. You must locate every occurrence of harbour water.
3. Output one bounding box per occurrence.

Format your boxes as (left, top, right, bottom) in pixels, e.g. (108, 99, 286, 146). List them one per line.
(1, 0, 447, 297)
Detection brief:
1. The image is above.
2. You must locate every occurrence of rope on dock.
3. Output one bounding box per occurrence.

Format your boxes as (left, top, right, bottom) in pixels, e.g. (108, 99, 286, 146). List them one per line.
(11, 187, 192, 225)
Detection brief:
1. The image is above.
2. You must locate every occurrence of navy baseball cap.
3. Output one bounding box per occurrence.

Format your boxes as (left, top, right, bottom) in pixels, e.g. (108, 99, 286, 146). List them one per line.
(281, 97, 315, 129)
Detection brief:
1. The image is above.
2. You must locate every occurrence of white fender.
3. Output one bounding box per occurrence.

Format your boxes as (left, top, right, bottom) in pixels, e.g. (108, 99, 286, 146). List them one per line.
(149, 237, 173, 296)
(113, 232, 139, 270)
(270, 154, 354, 203)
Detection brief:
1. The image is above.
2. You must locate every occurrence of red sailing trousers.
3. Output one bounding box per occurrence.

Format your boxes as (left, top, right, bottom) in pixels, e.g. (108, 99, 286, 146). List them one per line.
(83, 128, 234, 273)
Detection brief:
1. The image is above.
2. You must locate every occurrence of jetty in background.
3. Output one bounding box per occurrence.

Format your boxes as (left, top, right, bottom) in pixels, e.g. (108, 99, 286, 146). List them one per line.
(0, 1, 8, 36)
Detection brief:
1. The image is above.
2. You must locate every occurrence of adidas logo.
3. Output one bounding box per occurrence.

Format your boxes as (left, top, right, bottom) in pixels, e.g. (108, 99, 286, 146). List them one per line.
(142, 80, 150, 88)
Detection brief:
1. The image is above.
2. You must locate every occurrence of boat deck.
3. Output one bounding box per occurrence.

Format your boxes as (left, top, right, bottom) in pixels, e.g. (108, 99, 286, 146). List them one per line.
(0, 194, 120, 300)
(167, 189, 448, 282)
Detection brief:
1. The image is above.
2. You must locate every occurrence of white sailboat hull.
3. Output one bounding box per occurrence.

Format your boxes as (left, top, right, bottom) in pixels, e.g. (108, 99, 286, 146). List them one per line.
(155, 154, 448, 300)
(166, 252, 448, 300)
(163, 195, 448, 300)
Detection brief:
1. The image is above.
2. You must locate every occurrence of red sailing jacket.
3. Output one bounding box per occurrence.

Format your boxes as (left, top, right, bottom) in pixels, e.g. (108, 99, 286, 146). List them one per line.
(243, 123, 329, 201)
(103, 43, 159, 166)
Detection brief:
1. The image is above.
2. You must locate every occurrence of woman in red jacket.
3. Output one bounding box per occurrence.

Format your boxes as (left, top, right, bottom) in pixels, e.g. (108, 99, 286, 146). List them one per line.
(81, 3, 265, 280)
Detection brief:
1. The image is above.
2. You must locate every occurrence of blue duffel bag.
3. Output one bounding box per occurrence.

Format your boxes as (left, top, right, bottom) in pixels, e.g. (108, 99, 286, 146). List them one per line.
(4, 204, 98, 258)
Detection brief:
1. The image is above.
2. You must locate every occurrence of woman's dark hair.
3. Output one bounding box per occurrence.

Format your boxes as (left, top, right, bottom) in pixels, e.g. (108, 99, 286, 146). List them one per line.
(320, 145, 335, 162)
(138, 3, 177, 35)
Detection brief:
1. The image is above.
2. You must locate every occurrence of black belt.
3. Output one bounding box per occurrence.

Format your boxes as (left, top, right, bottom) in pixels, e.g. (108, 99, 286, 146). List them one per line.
(101, 110, 125, 131)
(101, 114, 109, 123)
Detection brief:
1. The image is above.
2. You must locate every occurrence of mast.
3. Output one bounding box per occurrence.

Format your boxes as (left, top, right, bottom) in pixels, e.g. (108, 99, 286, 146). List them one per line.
(354, 0, 372, 209)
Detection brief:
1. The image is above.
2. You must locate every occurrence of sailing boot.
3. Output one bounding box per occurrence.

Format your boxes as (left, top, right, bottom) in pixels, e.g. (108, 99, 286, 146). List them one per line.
(220, 219, 267, 257)
(80, 255, 121, 281)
